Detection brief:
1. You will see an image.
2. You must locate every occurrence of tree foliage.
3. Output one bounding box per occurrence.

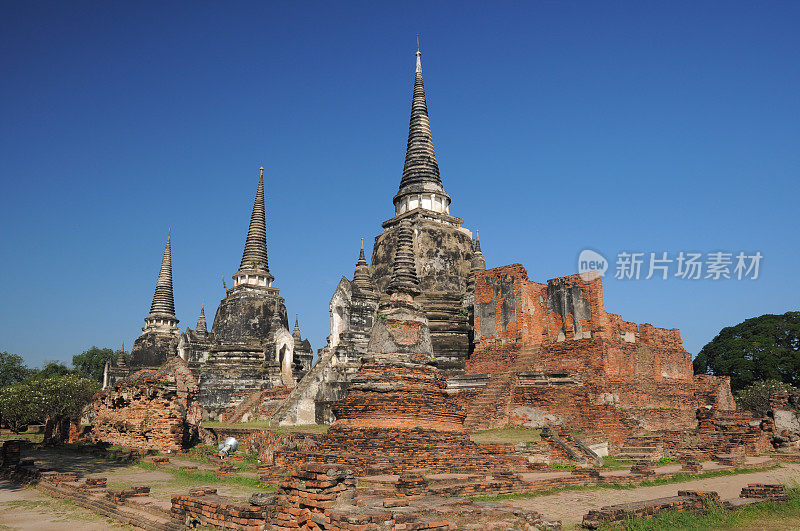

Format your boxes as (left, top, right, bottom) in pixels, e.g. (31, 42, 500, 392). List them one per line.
(0, 352, 36, 388)
(693, 311, 800, 392)
(33, 361, 73, 380)
(735, 379, 798, 417)
(0, 375, 99, 434)
(0, 384, 38, 432)
(73, 346, 115, 382)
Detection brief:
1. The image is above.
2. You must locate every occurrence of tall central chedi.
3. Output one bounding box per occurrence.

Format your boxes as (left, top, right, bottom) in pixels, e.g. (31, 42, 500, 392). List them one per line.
(213, 167, 283, 341)
(199, 168, 298, 418)
(368, 49, 477, 373)
(272, 49, 482, 427)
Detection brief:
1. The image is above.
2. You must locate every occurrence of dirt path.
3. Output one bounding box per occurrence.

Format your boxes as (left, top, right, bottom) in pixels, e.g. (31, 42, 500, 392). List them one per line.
(0, 480, 132, 530)
(508, 464, 800, 528)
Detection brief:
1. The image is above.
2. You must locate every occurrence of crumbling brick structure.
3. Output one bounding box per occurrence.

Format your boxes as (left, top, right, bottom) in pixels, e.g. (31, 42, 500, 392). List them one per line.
(93, 357, 202, 453)
(462, 265, 736, 450)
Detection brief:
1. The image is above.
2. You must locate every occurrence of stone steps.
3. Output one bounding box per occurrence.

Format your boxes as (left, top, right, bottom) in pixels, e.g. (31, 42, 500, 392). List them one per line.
(620, 446, 658, 452)
(269, 347, 338, 425)
(463, 345, 542, 432)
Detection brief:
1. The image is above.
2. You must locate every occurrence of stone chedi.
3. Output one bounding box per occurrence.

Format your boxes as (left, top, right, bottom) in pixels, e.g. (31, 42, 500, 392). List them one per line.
(178, 302, 214, 366)
(104, 231, 180, 388)
(330, 50, 477, 374)
(130, 231, 180, 368)
(275, 223, 529, 472)
(212, 168, 282, 342)
(104, 166, 313, 424)
(368, 50, 476, 374)
(332, 222, 465, 432)
(270, 49, 483, 426)
(191, 168, 313, 418)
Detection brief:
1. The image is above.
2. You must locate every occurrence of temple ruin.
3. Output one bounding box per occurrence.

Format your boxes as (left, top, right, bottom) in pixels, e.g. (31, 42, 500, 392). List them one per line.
(96, 48, 744, 465)
(103, 168, 313, 425)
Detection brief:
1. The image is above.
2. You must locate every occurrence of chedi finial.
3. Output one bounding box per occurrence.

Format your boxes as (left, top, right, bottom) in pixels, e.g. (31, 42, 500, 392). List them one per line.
(386, 222, 420, 296)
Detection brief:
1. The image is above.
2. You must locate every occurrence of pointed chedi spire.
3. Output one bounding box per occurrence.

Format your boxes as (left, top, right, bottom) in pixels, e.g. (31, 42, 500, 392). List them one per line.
(144, 230, 179, 330)
(472, 230, 486, 271)
(393, 46, 451, 216)
(116, 341, 126, 367)
(196, 301, 208, 335)
(239, 167, 270, 273)
(386, 222, 420, 296)
(353, 238, 375, 293)
(271, 300, 281, 323)
(234, 167, 274, 288)
(292, 314, 302, 341)
(358, 237, 367, 264)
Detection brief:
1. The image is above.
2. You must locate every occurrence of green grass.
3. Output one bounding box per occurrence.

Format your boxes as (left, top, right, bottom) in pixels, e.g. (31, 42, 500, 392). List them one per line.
(200, 421, 330, 435)
(269, 424, 330, 435)
(201, 420, 272, 429)
(471, 465, 781, 502)
(601, 456, 629, 470)
(655, 457, 680, 466)
(469, 427, 542, 444)
(612, 485, 800, 530)
(137, 461, 274, 491)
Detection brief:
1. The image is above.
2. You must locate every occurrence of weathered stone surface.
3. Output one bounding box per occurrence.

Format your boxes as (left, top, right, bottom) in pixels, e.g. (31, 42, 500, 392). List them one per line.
(211, 286, 288, 343)
(773, 410, 800, 434)
(371, 214, 473, 373)
(129, 331, 179, 368)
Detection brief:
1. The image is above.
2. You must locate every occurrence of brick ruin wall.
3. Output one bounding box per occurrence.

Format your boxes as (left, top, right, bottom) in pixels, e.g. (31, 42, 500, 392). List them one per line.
(463, 265, 735, 445)
(93, 359, 202, 453)
(275, 427, 532, 474)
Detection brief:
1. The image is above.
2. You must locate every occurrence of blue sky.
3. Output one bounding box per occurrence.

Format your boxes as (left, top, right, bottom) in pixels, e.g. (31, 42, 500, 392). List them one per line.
(1, 1, 798, 368)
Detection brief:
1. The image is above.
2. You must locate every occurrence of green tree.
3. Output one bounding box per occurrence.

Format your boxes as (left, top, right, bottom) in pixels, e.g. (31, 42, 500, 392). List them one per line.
(33, 361, 73, 380)
(72, 346, 115, 382)
(0, 375, 99, 438)
(0, 384, 39, 432)
(735, 379, 799, 417)
(0, 352, 35, 387)
(694, 311, 800, 392)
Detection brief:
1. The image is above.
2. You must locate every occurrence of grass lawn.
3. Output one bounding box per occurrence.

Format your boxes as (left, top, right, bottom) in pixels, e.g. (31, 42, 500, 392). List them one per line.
(469, 427, 541, 444)
(200, 421, 329, 435)
(137, 461, 273, 492)
(609, 486, 800, 530)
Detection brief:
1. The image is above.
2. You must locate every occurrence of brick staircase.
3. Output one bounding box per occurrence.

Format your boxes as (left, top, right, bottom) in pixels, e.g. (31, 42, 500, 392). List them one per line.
(269, 346, 356, 426)
(219, 388, 268, 423)
(463, 345, 541, 432)
(555, 426, 604, 465)
(698, 409, 771, 456)
(616, 434, 663, 462)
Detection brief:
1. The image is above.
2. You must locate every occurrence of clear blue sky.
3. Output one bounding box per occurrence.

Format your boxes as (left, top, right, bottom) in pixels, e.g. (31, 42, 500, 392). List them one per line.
(1, 2, 797, 368)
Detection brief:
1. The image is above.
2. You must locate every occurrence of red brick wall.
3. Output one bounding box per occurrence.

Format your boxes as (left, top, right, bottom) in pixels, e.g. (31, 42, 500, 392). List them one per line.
(93, 358, 201, 453)
(463, 264, 736, 444)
